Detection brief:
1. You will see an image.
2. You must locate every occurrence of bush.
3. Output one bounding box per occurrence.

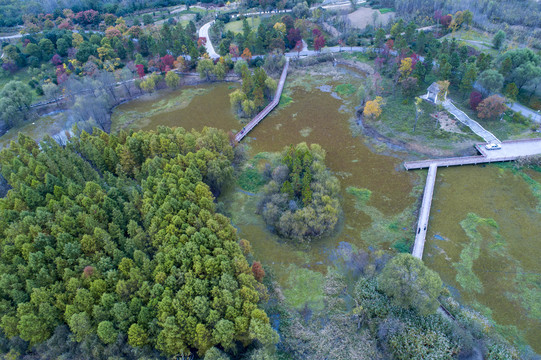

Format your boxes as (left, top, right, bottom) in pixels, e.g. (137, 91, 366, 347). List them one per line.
(510, 111, 531, 125)
(469, 91, 483, 110)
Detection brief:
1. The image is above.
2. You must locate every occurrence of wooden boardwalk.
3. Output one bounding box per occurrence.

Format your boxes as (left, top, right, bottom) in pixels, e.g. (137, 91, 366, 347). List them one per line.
(406, 138, 541, 260)
(234, 58, 289, 142)
(404, 154, 517, 170)
(412, 164, 437, 259)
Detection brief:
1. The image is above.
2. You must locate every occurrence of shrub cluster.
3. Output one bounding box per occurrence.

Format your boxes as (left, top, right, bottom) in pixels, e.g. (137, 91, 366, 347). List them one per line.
(259, 143, 341, 242)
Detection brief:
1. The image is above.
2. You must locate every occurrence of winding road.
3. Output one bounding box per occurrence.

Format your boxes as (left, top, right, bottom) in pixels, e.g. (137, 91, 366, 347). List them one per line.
(198, 20, 220, 59)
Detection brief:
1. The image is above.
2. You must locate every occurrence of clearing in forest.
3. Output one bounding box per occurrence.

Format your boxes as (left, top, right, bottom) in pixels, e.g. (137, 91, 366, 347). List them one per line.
(347, 7, 394, 29)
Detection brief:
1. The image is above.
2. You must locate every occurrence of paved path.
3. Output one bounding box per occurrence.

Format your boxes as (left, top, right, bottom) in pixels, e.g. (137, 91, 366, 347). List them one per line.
(507, 101, 541, 123)
(234, 58, 289, 142)
(199, 20, 220, 59)
(412, 163, 437, 259)
(441, 99, 500, 143)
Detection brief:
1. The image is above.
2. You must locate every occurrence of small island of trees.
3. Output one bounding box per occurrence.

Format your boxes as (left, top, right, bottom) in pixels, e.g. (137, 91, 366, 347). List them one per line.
(259, 143, 341, 242)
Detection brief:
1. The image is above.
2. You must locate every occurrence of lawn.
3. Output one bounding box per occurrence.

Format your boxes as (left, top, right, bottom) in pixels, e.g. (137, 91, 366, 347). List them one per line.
(225, 17, 261, 34)
(365, 89, 481, 153)
(456, 102, 534, 141)
(0, 112, 69, 150)
(439, 28, 518, 57)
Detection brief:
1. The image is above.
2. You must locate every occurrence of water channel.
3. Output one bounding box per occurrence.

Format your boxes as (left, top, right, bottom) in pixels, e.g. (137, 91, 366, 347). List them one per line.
(111, 72, 541, 352)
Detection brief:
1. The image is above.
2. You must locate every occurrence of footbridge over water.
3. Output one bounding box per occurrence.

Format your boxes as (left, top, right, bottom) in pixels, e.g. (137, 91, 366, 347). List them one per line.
(234, 58, 289, 143)
(406, 138, 541, 259)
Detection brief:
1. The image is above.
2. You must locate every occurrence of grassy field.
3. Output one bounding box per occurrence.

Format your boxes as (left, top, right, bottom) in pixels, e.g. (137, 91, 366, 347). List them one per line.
(347, 7, 395, 29)
(225, 17, 261, 34)
(377, 94, 479, 143)
(457, 102, 534, 140)
(441, 28, 503, 56)
(0, 112, 69, 150)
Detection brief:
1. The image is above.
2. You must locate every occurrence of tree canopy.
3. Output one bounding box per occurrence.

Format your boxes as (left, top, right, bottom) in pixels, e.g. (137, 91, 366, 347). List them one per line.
(377, 253, 443, 315)
(259, 143, 341, 242)
(0, 127, 277, 358)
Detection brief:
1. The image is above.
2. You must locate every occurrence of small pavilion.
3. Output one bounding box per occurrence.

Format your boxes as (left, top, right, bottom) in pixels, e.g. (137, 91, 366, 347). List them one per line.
(425, 82, 446, 104)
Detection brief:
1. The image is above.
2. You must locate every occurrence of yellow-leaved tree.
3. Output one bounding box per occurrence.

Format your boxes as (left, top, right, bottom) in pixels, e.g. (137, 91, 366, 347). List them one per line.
(436, 80, 450, 101)
(364, 96, 383, 120)
(273, 22, 286, 35)
(399, 57, 413, 80)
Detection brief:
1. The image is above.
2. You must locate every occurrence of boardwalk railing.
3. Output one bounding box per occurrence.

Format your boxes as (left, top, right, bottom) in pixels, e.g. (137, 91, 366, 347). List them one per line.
(234, 58, 289, 142)
(404, 155, 522, 170)
(412, 163, 437, 259)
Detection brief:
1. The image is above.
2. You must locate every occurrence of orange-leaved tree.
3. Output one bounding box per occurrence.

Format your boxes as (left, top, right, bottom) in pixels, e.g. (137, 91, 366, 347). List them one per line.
(241, 47, 252, 61)
(477, 95, 507, 120)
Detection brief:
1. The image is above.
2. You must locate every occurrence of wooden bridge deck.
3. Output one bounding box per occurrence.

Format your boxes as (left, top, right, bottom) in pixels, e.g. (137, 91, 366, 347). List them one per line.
(404, 154, 517, 170)
(234, 58, 289, 142)
(406, 138, 541, 260)
(412, 163, 437, 259)
(405, 139, 541, 170)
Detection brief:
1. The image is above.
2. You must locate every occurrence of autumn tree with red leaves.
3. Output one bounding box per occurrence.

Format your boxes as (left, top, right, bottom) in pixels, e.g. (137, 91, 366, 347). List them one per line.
(477, 95, 507, 120)
(229, 44, 239, 58)
(252, 261, 265, 282)
(440, 15, 452, 28)
(314, 35, 325, 52)
(136, 64, 145, 78)
(287, 28, 302, 48)
(469, 91, 483, 110)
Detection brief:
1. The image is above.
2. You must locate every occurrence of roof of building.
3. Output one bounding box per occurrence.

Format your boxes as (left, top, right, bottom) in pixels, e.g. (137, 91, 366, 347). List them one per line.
(427, 82, 440, 93)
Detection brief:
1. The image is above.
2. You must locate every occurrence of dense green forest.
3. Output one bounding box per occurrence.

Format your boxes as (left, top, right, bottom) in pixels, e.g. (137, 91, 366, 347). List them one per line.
(259, 143, 341, 242)
(0, 127, 277, 358)
(0, 0, 183, 27)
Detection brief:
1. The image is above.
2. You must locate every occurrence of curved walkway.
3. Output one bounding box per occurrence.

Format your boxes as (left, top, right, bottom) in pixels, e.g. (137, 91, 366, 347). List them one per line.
(198, 20, 220, 59)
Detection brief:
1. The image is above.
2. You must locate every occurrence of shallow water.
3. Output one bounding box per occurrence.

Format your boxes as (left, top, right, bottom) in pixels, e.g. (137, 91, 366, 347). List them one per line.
(425, 165, 541, 351)
(111, 79, 541, 353)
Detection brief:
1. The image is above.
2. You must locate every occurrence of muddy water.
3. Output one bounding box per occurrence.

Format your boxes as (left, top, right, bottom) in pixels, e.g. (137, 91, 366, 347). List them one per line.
(425, 165, 541, 352)
(111, 80, 541, 352)
(111, 83, 242, 133)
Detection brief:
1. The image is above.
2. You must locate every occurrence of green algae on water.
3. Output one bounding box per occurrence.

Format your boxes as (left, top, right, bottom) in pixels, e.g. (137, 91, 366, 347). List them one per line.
(347, 186, 372, 207)
(282, 264, 325, 311)
(453, 213, 504, 294)
(335, 83, 356, 96)
(299, 127, 313, 137)
(507, 267, 541, 321)
(278, 93, 293, 108)
(346, 186, 417, 250)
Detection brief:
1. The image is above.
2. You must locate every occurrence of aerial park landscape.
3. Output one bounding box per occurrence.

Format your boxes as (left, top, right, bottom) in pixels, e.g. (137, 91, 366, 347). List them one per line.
(0, 0, 540, 358)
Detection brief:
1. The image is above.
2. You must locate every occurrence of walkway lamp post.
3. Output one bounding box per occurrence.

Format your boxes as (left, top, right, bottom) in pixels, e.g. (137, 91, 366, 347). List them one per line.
(414, 97, 422, 132)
